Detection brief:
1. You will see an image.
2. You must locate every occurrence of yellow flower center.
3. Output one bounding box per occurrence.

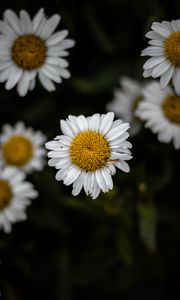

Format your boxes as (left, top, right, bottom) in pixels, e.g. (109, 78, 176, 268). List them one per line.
(164, 31, 180, 67)
(70, 130, 111, 172)
(12, 35, 46, 70)
(162, 95, 180, 124)
(0, 180, 12, 210)
(2, 135, 34, 167)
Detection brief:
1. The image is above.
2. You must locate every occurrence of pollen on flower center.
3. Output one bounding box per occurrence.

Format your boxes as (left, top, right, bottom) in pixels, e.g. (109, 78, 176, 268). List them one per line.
(70, 130, 111, 172)
(0, 180, 12, 210)
(162, 95, 180, 124)
(164, 31, 180, 67)
(12, 35, 46, 70)
(2, 135, 34, 167)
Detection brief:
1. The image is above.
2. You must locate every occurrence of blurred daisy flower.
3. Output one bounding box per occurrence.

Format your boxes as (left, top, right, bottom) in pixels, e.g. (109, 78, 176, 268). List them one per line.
(142, 19, 180, 95)
(135, 81, 180, 149)
(106, 76, 144, 136)
(0, 166, 38, 233)
(45, 112, 132, 199)
(0, 9, 75, 96)
(0, 122, 46, 173)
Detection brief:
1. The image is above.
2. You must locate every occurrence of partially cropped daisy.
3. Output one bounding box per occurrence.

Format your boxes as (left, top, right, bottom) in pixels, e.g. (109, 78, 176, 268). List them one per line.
(142, 19, 180, 95)
(45, 112, 132, 199)
(0, 166, 38, 233)
(106, 76, 144, 135)
(0, 9, 75, 96)
(0, 122, 46, 173)
(135, 81, 180, 149)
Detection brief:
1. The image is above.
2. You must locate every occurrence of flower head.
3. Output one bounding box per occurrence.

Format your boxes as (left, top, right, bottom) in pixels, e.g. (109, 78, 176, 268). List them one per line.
(0, 9, 75, 96)
(142, 20, 180, 95)
(0, 122, 46, 173)
(106, 76, 144, 135)
(45, 112, 132, 199)
(0, 166, 38, 233)
(135, 81, 180, 149)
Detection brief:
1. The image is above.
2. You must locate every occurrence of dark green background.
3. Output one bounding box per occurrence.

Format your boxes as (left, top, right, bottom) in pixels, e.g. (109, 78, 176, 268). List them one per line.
(0, 0, 180, 299)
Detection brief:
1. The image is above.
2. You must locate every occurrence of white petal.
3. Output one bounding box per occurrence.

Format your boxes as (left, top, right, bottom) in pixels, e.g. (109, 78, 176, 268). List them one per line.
(0, 65, 17, 82)
(57, 68, 70, 79)
(32, 8, 44, 33)
(143, 68, 154, 78)
(145, 30, 164, 40)
(95, 169, 108, 192)
(172, 68, 180, 95)
(110, 152, 132, 161)
(5, 68, 23, 90)
(38, 71, 56, 92)
(40, 15, 61, 39)
(4, 10, 21, 34)
(29, 79, 36, 91)
(0, 61, 13, 70)
(17, 72, 31, 97)
(106, 123, 129, 141)
(151, 60, 171, 78)
(151, 22, 171, 38)
(52, 39, 75, 51)
(60, 120, 74, 138)
(171, 20, 180, 31)
(89, 114, 100, 131)
(148, 39, 163, 46)
(20, 10, 32, 34)
(72, 172, 85, 196)
(160, 66, 174, 89)
(115, 161, 130, 173)
(101, 168, 113, 190)
(47, 150, 68, 158)
(77, 115, 89, 131)
(0, 21, 17, 41)
(58, 135, 72, 146)
(99, 112, 114, 135)
(46, 30, 69, 46)
(143, 56, 165, 69)
(141, 46, 164, 56)
(45, 141, 61, 150)
(63, 166, 81, 186)
(46, 57, 68, 68)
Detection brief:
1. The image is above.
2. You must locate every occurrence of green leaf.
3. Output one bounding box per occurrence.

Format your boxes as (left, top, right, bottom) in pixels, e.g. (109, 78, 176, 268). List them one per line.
(137, 202, 158, 252)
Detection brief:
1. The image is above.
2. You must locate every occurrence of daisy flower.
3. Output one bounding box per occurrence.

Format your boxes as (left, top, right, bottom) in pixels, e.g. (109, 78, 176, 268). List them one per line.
(135, 81, 180, 149)
(45, 112, 132, 199)
(142, 19, 180, 95)
(0, 166, 38, 233)
(0, 122, 46, 173)
(106, 76, 143, 136)
(0, 8, 75, 96)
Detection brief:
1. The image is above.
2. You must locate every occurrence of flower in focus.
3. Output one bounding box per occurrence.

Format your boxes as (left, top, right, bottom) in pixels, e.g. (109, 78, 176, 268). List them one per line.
(106, 76, 143, 136)
(135, 81, 180, 149)
(0, 166, 38, 233)
(0, 122, 46, 173)
(0, 9, 75, 96)
(45, 112, 132, 199)
(142, 19, 180, 95)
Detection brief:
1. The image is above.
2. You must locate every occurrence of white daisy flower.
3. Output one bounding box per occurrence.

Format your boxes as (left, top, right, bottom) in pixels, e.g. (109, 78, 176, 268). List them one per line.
(0, 166, 38, 233)
(0, 8, 75, 96)
(142, 19, 180, 95)
(0, 122, 46, 173)
(135, 81, 180, 149)
(106, 76, 144, 136)
(45, 112, 132, 199)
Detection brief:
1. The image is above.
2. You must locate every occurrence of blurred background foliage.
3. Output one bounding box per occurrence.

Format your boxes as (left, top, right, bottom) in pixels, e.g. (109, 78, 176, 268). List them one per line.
(0, 0, 180, 299)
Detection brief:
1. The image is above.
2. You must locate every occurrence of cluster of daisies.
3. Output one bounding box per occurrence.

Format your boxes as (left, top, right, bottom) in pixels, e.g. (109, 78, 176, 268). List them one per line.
(0, 122, 46, 232)
(107, 19, 180, 150)
(0, 8, 179, 233)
